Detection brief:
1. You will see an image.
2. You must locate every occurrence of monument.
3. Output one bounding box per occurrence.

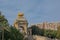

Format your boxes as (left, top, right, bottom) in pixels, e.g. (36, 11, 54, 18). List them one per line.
(14, 12, 34, 40)
(14, 12, 28, 36)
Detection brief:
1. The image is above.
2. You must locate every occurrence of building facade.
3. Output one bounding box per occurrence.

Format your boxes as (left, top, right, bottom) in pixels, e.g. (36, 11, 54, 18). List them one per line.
(35, 22, 60, 30)
(14, 12, 28, 36)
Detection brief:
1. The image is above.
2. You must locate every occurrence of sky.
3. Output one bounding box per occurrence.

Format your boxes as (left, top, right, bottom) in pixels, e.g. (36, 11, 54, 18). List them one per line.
(0, 0, 60, 26)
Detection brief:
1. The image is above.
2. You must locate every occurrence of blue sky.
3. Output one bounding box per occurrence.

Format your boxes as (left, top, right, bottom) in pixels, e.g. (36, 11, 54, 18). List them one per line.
(0, 0, 60, 26)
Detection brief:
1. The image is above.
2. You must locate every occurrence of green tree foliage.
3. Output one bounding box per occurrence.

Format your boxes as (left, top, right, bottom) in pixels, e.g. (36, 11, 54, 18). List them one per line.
(0, 12, 9, 40)
(0, 12, 9, 27)
(4, 26, 24, 40)
(0, 12, 24, 40)
(4, 29, 10, 40)
(56, 26, 60, 39)
(30, 25, 44, 36)
(44, 29, 57, 39)
(10, 26, 24, 40)
(30, 25, 57, 39)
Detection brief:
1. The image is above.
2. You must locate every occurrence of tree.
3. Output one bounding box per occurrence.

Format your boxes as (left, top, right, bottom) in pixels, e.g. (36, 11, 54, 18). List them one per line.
(10, 26, 24, 40)
(44, 29, 57, 39)
(30, 25, 57, 39)
(56, 26, 60, 39)
(0, 12, 9, 40)
(30, 25, 44, 36)
(4, 26, 24, 40)
(0, 12, 9, 27)
(0, 12, 24, 40)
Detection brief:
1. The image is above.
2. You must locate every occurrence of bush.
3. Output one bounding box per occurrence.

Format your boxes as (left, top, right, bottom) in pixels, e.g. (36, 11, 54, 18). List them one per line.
(44, 29, 57, 39)
(30, 25, 44, 36)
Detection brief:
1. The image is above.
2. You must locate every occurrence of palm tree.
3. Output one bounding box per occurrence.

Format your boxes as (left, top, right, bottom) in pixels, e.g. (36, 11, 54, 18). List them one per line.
(0, 12, 9, 40)
(4, 26, 24, 40)
(10, 26, 24, 40)
(0, 12, 24, 40)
